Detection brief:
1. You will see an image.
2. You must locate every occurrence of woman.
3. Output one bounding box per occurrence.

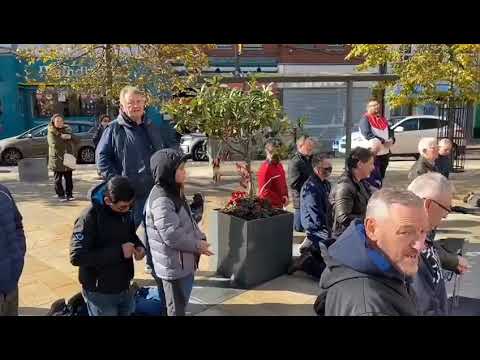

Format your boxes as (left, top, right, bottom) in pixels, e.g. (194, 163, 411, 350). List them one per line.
(145, 149, 213, 316)
(257, 140, 288, 209)
(92, 114, 112, 149)
(47, 114, 79, 202)
(332, 147, 374, 237)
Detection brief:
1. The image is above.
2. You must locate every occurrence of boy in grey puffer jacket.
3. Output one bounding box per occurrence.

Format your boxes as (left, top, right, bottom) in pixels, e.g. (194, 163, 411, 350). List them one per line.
(145, 149, 213, 316)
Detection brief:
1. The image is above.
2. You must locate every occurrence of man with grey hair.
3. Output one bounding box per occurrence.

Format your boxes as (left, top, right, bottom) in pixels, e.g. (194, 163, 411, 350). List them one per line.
(435, 138, 453, 178)
(407, 172, 470, 315)
(315, 188, 428, 316)
(96, 86, 169, 273)
(408, 137, 439, 181)
(288, 135, 315, 232)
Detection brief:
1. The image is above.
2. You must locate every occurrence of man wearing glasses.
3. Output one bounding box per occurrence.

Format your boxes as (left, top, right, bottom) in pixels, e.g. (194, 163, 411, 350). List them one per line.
(408, 172, 471, 315)
(288, 154, 333, 277)
(70, 176, 146, 316)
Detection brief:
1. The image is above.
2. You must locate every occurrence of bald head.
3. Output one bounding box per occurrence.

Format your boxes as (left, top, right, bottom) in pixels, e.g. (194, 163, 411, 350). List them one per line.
(418, 137, 439, 161)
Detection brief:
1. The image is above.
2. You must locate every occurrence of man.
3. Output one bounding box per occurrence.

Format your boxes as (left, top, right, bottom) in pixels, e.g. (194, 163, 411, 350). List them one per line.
(435, 138, 453, 179)
(288, 154, 333, 277)
(257, 139, 288, 209)
(331, 147, 374, 237)
(316, 189, 428, 316)
(0, 184, 26, 316)
(70, 176, 146, 316)
(288, 135, 315, 232)
(408, 137, 439, 181)
(96, 86, 168, 273)
(359, 99, 395, 180)
(408, 172, 470, 315)
(364, 138, 383, 192)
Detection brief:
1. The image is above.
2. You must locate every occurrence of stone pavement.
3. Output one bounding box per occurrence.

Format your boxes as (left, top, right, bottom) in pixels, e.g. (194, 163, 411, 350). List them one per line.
(1, 158, 480, 316)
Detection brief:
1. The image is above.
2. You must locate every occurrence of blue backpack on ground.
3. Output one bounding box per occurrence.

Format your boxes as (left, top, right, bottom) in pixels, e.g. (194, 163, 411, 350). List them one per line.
(132, 286, 167, 316)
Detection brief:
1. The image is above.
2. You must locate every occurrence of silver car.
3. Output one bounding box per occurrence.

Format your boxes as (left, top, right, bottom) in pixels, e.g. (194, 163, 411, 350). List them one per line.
(180, 132, 208, 161)
(0, 121, 96, 166)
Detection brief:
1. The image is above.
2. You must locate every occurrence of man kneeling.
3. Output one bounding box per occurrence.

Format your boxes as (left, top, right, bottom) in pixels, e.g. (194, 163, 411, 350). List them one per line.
(316, 189, 428, 316)
(70, 176, 146, 316)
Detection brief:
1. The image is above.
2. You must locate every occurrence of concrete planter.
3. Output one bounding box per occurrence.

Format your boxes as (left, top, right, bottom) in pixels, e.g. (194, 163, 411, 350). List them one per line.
(18, 158, 49, 182)
(209, 209, 293, 289)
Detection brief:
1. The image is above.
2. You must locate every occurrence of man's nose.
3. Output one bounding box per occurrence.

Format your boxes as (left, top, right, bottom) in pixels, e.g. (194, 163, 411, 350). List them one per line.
(412, 234, 426, 252)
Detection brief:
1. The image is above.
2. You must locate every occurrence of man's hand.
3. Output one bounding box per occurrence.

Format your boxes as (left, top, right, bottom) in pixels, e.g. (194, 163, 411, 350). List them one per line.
(133, 246, 146, 261)
(61, 134, 72, 140)
(198, 240, 214, 256)
(457, 256, 471, 274)
(282, 196, 289, 206)
(122, 242, 135, 259)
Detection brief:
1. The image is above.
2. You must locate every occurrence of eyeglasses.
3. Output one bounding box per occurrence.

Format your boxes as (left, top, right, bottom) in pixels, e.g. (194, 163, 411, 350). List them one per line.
(322, 167, 333, 172)
(425, 198, 451, 213)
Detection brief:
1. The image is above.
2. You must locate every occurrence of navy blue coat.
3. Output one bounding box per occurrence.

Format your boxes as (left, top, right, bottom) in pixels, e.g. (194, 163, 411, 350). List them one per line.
(300, 174, 332, 245)
(96, 113, 168, 197)
(0, 184, 26, 295)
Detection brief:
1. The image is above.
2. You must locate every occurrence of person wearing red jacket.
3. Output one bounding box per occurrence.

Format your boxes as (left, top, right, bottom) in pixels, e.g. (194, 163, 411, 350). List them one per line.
(257, 140, 288, 209)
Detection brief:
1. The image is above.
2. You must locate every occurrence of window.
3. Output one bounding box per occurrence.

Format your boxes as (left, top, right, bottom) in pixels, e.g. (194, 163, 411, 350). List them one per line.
(296, 44, 315, 49)
(243, 44, 263, 51)
(79, 124, 93, 133)
(419, 118, 440, 130)
(216, 44, 233, 50)
(398, 118, 419, 131)
(32, 126, 48, 138)
(68, 124, 82, 133)
(326, 44, 344, 50)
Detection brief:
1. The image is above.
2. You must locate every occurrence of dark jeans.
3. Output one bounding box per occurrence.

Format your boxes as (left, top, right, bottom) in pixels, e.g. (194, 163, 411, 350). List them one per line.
(0, 287, 18, 316)
(293, 208, 304, 232)
(54, 171, 73, 198)
(155, 274, 194, 316)
(82, 288, 134, 316)
(376, 153, 390, 180)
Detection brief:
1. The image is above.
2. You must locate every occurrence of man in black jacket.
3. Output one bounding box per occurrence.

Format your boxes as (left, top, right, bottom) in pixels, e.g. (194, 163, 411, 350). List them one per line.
(408, 172, 471, 315)
(92, 114, 112, 149)
(70, 176, 146, 316)
(288, 135, 315, 232)
(317, 189, 428, 316)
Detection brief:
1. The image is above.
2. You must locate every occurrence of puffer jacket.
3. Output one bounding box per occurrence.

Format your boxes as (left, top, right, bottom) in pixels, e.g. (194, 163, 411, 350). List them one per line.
(47, 123, 79, 172)
(0, 184, 26, 295)
(317, 220, 418, 316)
(331, 170, 371, 237)
(145, 149, 205, 280)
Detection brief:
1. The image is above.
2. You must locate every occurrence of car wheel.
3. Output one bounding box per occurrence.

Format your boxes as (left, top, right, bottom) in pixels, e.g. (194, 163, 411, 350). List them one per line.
(78, 147, 95, 164)
(192, 141, 208, 161)
(2, 148, 23, 166)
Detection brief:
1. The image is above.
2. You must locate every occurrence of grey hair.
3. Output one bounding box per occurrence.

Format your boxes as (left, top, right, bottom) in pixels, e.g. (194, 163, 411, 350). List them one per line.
(296, 135, 314, 148)
(366, 188, 424, 221)
(407, 172, 455, 199)
(119, 86, 146, 105)
(418, 137, 437, 155)
(438, 138, 452, 147)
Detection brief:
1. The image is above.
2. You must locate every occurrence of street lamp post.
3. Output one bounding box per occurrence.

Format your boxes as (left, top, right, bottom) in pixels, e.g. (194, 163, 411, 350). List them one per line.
(235, 44, 242, 77)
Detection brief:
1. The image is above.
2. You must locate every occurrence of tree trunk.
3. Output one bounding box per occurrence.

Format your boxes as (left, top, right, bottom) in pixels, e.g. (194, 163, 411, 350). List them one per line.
(105, 44, 113, 117)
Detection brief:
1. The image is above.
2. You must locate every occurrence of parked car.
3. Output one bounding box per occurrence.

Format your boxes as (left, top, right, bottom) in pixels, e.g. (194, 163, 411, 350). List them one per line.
(334, 115, 463, 159)
(0, 121, 96, 166)
(180, 132, 208, 161)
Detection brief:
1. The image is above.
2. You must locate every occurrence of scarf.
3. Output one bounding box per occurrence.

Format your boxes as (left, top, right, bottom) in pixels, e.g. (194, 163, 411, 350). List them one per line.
(365, 113, 389, 131)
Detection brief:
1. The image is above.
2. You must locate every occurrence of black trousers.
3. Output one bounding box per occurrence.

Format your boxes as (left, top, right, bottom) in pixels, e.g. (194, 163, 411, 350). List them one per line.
(54, 171, 73, 197)
(376, 153, 390, 180)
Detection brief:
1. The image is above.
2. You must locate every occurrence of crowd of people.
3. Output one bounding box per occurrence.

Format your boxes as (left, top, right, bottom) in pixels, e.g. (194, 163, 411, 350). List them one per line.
(0, 92, 475, 317)
(256, 98, 473, 316)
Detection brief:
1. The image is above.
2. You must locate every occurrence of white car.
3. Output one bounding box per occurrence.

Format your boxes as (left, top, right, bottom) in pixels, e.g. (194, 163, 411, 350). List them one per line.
(336, 115, 463, 159)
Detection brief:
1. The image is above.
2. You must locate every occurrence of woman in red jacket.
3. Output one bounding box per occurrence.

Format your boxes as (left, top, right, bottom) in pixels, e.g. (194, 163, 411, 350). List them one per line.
(257, 140, 288, 209)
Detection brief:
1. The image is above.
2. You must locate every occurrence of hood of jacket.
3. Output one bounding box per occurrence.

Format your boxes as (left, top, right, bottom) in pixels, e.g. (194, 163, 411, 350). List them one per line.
(150, 149, 190, 195)
(321, 219, 408, 291)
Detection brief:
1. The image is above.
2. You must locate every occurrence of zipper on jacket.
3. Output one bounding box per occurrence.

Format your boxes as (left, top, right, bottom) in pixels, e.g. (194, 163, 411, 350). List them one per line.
(180, 251, 184, 270)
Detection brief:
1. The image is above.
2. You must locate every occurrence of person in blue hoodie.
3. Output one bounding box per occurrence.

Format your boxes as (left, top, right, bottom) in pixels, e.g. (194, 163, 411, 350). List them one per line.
(70, 176, 146, 316)
(316, 189, 429, 316)
(0, 184, 26, 316)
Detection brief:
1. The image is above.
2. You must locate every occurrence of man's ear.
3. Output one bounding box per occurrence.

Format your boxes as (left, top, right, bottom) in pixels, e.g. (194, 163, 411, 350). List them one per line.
(104, 196, 112, 206)
(365, 218, 377, 243)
